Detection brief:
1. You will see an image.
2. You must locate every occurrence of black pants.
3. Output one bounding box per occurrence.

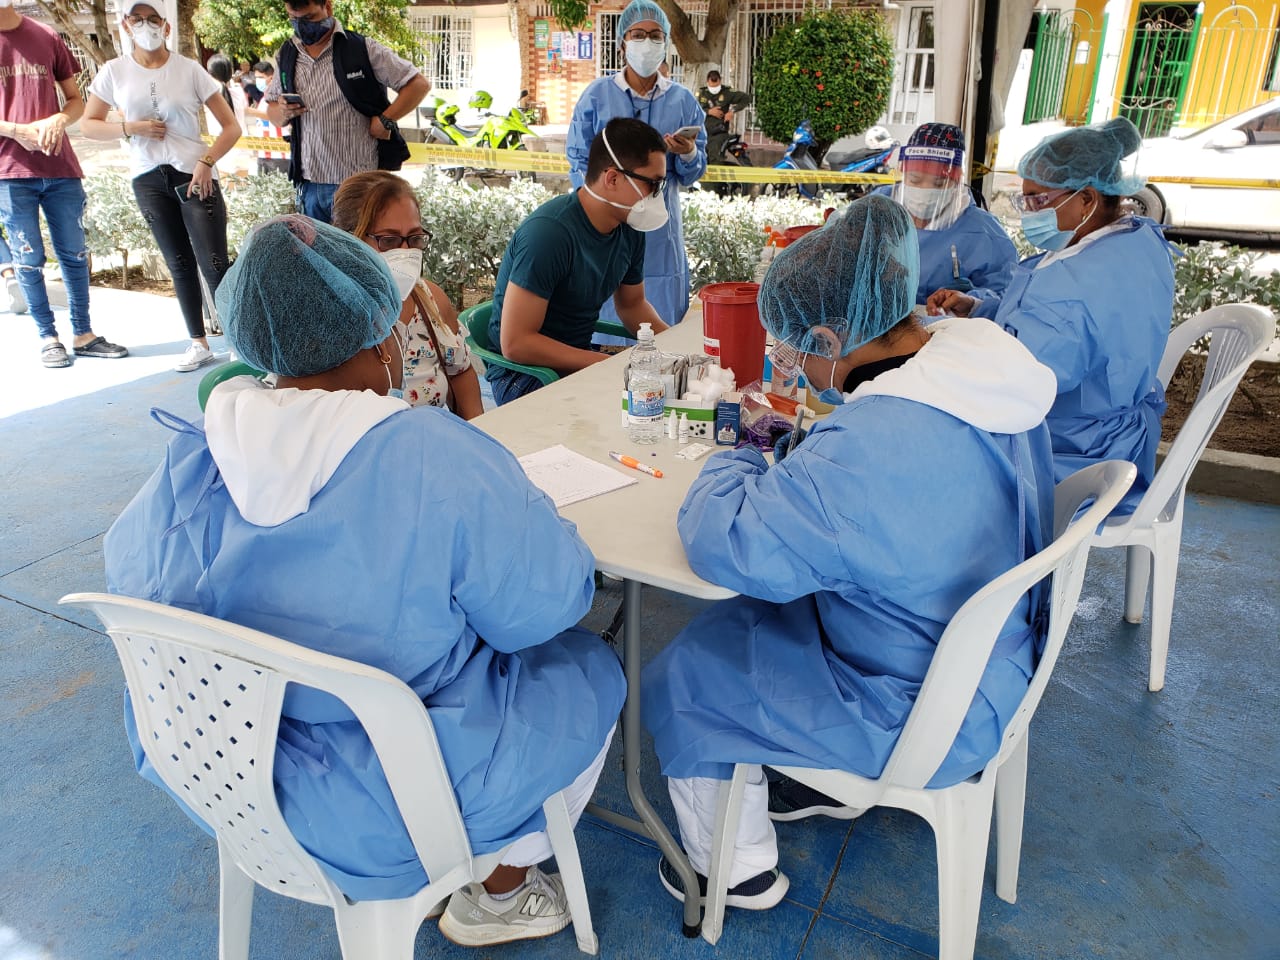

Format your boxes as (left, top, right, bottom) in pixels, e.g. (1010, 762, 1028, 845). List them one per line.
(131, 164, 230, 339)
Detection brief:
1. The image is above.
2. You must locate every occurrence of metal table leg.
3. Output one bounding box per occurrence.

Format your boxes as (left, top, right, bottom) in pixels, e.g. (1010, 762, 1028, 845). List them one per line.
(585, 577, 702, 937)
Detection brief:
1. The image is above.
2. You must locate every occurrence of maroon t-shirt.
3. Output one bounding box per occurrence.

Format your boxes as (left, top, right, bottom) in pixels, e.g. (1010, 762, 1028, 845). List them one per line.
(0, 17, 84, 179)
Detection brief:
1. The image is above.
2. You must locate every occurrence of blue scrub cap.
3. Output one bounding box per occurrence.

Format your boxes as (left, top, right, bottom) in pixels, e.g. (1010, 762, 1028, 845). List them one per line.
(618, 0, 670, 43)
(1017, 117, 1146, 196)
(759, 194, 919, 357)
(217, 215, 401, 379)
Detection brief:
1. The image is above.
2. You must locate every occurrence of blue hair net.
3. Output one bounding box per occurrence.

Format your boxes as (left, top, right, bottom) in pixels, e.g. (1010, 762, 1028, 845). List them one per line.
(618, 0, 670, 43)
(217, 215, 401, 378)
(1017, 117, 1146, 195)
(759, 194, 919, 357)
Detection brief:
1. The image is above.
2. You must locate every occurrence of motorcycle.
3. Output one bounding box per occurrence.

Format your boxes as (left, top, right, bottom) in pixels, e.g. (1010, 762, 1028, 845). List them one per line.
(824, 125, 898, 199)
(419, 91, 535, 180)
(709, 133, 760, 198)
(769, 119, 821, 199)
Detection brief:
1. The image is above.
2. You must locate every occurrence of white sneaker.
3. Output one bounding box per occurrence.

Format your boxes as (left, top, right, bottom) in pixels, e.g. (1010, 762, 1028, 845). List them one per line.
(175, 342, 215, 372)
(5, 276, 27, 314)
(438, 866, 571, 946)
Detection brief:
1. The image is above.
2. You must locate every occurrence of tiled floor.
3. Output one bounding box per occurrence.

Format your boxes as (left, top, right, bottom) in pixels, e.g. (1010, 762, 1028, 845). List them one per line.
(1, 287, 1277, 959)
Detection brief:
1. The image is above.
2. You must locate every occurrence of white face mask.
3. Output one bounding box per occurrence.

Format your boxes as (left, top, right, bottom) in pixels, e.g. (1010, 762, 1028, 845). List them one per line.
(585, 128, 670, 233)
(131, 22, 166, 52)
(901, 185, 952, 224)
(379, 248, 423, 301)
(625, 39, 666, 78)
(706, 85, 722, 95)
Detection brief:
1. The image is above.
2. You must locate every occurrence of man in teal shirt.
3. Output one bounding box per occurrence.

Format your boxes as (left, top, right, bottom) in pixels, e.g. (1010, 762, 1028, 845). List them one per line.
(488, 118, 669, 405)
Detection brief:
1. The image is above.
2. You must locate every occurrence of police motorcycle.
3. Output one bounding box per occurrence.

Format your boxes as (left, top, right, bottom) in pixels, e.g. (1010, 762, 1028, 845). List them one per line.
(709, 134, 760, 198)
(768, 119, 821, 199)
(824, 125, 898, 199)
(419, 90, 535, 180)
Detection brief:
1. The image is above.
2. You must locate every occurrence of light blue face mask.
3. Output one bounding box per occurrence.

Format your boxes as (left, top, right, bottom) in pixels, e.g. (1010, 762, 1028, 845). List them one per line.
(1021, 189, 1085, 252)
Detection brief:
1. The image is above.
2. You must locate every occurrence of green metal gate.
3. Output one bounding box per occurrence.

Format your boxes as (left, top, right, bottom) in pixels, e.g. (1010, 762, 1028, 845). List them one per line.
(1118, 3, 1203, 137)
(1024, 8, 1105, 124)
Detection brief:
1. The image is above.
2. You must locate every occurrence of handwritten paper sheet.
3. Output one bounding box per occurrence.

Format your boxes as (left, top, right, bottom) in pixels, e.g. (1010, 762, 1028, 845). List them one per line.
(518, 444, 637, 508)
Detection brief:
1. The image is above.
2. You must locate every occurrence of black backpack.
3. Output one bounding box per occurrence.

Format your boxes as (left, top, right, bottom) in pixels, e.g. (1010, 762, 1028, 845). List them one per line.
(276, 29, 411, 183)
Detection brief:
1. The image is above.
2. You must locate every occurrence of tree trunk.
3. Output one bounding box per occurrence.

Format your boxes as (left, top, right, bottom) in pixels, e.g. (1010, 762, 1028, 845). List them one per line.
(33, 0, 110, 67)
(654, 0, 737, 94)
(174, 0, 198, 61)
(90, 0, 119, 62)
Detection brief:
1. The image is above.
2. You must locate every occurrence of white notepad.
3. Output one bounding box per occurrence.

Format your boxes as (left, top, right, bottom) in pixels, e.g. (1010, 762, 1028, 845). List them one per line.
(518, 444, 637, 508)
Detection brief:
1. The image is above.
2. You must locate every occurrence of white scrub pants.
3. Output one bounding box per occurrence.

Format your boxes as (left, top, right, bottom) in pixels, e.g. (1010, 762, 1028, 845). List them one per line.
(668, 765, 779, 886)
(501, 726, 616, 867)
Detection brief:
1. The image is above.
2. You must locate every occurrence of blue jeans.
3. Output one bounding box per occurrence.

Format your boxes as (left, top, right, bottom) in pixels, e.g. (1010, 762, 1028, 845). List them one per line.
(487, 368, 545, 406)
(0, 177, 93, 340)
(298, 181, 338, 223)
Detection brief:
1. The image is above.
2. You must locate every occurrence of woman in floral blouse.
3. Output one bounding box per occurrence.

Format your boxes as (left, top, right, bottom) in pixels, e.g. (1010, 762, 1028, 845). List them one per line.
(333, 172, 484, 418)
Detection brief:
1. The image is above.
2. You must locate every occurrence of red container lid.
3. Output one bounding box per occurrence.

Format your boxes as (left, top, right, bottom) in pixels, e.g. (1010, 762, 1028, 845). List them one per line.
(782, 224, 821, 242)
(698, 282, 760, 304)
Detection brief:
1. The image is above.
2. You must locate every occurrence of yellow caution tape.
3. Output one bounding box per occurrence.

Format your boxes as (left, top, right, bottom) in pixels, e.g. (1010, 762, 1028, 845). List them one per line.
(225, 135, 897, 186)
(992, 168, 1279, 190)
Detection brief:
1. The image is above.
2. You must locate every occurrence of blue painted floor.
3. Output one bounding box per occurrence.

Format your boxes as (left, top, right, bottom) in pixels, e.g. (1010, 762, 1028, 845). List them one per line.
(1, 290, 1278, 959)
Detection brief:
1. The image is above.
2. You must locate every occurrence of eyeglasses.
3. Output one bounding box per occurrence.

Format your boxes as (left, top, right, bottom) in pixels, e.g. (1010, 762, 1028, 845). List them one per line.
(614, 167, 666, 198)
(1010, 188, 1072, 214)
(624, 28, 667, 42)
(366, 232, 431, 252)
(126, 14, 165, 27)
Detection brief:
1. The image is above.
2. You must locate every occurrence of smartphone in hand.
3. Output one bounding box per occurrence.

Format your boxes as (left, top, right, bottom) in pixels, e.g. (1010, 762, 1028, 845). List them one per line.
(175, 183, 196, 203)
(282, 93, 305, 107)
(671, 124, 702, 141)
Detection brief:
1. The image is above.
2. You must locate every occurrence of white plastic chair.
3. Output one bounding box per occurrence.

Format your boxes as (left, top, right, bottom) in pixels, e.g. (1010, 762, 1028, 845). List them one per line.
(60, 593, 599, 960)
(701, 460, 1137, 960)
(1091, 303, 1274, 692)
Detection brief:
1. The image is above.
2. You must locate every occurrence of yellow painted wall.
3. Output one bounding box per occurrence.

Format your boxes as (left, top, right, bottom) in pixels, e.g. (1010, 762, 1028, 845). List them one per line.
(1062, 0, 1108, 121)
(1110, 1, 1279, 130)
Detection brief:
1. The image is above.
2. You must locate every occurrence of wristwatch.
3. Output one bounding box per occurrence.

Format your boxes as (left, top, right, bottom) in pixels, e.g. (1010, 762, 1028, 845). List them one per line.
(377, 114, 398, 133)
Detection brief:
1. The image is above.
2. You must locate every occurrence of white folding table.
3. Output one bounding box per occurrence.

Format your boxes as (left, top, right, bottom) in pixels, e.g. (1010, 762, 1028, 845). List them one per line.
(472, 314, 735, 936)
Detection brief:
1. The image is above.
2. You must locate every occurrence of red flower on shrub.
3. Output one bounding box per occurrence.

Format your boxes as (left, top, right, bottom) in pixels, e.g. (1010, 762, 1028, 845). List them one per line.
(816, 83, 824, 90)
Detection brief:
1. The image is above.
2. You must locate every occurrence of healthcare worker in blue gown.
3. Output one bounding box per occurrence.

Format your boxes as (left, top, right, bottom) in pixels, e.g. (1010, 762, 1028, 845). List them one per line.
(567, 0, 706, 345)
(873, 122, 1017, 307)
(641, 195, 1059, 909)
(104, 215, 625, 949)
(928, 117, 1175, 516)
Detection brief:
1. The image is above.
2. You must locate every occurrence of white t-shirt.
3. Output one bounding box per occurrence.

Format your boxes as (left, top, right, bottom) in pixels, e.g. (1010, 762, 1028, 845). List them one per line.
(90, 53, 222, 179)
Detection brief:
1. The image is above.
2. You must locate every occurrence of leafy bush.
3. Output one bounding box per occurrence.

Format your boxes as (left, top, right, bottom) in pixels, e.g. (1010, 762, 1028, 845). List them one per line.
(414, 170, 552, 304)
(222, 170, 298, 255)
(1171, 240, 1280, 335)
(681, 189, 842, 290)
(81, 171, 157, 287)
(753, 10, 895, 159)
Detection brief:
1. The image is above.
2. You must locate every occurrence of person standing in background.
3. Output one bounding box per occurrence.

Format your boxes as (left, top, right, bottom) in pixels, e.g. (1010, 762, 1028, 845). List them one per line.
(567, 0, 706, 344)
(0, 0, 128, 367)
(81, 0, 240, 373)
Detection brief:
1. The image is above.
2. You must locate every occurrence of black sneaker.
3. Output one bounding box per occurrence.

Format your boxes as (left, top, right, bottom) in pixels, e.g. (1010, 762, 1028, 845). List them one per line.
(657, 855, 788, 910)
(767, 774, 865, 822)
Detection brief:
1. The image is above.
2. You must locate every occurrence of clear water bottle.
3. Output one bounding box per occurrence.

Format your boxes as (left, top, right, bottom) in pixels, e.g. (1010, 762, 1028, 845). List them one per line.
(627, 323, 666, 444)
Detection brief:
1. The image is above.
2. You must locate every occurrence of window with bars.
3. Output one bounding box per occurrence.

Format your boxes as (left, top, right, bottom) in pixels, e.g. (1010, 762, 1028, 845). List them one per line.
(598, 12, 623, 73)
(410, 13, 474, 91)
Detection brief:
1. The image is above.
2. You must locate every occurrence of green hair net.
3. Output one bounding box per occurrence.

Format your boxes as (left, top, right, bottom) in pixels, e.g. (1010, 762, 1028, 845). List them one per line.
(1017, 117, 1146, 196)
(217, 215, 400, 379)
(618, 0, 670, 43)
(760, 194, 920, 358)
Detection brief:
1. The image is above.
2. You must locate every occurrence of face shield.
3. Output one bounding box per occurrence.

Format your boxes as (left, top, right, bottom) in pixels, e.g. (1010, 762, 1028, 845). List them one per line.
(893, 145, 970, 231)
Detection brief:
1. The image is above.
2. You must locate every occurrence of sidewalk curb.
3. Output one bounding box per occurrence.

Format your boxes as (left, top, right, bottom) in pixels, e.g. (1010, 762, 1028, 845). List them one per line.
(1161, 442, 1280, 505)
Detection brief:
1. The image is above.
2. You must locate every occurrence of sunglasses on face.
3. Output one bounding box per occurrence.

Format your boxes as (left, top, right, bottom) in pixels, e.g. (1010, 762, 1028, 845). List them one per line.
(366, 231, 431, 252)
(614, 167, 666, 198)
(1011, 188, 1073, 214)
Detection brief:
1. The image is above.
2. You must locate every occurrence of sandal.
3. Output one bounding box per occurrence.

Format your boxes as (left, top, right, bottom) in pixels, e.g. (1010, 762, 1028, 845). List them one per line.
(73, 336, 129, 359)
(41, 341, 72, 368)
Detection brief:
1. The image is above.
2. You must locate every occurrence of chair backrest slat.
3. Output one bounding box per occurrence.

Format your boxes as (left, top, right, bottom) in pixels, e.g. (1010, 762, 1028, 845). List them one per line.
(880, 461, 1136, 790)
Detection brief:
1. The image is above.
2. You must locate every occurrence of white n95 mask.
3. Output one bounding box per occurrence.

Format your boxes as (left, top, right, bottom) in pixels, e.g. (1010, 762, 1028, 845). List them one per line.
(380, 248, 423, 301)
(131, 23, 166, 51)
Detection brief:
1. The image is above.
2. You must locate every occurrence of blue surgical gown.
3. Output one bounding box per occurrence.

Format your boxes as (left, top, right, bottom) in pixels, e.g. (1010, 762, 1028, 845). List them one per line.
(873, 186, 1018, 306)
(642, 397, 1056, 787)
(568, 75, 707, 342)
(978, 218, 1174, 515)
(105, 407, 626, 901)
